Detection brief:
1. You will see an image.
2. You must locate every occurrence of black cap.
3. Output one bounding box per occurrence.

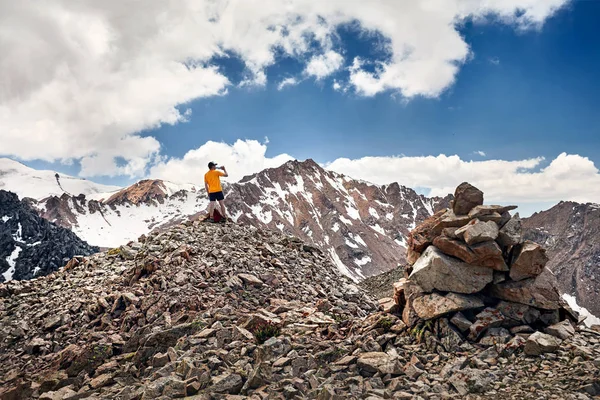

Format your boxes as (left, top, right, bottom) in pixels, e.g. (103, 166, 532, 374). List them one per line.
(208, 161, 217, 169)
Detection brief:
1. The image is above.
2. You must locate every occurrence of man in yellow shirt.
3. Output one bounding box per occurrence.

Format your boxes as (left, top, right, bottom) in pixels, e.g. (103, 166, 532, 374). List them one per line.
(204, 162, 229, 222)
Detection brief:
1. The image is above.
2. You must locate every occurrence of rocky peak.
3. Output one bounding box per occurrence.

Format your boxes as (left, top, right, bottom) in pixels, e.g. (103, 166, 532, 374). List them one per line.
(105, 180, 176, 207)
(1, 217, 599, 399)
(523, 200, 600, 316)
(0, 190, 98, 282)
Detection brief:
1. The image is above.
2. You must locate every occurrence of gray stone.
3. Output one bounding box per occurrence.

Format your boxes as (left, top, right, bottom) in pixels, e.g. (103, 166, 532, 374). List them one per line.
(497, 213, 522, 248)
(209, 373, 243, 394)
(409, 246, 493, 294)
(412, 292, 484, 320)
(544, 320, 575, 340)
(357, 352, 402, 375)
(450, 312, 473, 332)
(495, 301, 540, 324)
(448, 368, 496, 395)
(509, 241, 549, 281)
(463, 220, 499, 245)
(524, 331, 562, 356)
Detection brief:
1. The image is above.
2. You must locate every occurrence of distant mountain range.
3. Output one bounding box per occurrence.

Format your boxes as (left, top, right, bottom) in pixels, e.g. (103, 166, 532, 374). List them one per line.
(0, 157, 598, 316)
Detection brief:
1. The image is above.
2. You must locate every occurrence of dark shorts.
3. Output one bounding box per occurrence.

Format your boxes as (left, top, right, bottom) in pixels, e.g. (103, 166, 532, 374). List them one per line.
(208, 191, 224, 201)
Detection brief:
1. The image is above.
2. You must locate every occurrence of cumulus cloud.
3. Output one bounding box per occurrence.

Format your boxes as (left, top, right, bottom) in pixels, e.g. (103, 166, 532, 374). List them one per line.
(0, 0, 570, 177)
(304, 51, 344, 80)
(150, 139, 294, 184)
(325, 153, 600, 212)
(277, 77, 300, 90)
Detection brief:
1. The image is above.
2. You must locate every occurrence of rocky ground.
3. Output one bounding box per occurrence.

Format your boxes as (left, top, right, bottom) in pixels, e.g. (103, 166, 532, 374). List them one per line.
(0, 220, 599, 399)
(360, 265, 405, 300)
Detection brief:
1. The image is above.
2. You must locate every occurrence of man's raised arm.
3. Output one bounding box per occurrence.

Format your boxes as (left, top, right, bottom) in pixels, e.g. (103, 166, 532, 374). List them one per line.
(221, 166, 229, 177)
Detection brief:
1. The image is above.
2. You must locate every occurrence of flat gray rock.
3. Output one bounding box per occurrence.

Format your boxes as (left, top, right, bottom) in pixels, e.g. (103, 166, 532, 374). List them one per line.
(409, 246, 493, 294)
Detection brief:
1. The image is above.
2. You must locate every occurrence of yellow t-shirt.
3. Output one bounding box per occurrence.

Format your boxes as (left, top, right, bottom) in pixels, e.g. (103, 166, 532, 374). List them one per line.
(204, 170, 225, 193)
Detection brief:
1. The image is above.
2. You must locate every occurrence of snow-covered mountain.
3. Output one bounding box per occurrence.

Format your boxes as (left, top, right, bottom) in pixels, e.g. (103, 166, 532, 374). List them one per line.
(0, 158, 121, 200)
(2, 158, 450, 281)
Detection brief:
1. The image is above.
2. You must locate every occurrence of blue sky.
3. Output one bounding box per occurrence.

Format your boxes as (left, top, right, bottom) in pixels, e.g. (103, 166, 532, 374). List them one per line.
(157, 2, 599, 165)
(2, 0, 599, 212)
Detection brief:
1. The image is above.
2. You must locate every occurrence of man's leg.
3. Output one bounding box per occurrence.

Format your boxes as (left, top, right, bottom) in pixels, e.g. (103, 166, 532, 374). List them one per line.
(208, 200, 215, 219)
(218, 199, 227, 220)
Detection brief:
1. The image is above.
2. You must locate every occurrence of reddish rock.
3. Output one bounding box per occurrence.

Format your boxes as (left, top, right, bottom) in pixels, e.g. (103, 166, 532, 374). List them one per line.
(453, 182, 484, 215)
(490, 269, 561, 310)
(433, 236, 508, 271)
(468, 308, 505, 341)
(470, 241, 508, 271)
(495, 301, 540, 324)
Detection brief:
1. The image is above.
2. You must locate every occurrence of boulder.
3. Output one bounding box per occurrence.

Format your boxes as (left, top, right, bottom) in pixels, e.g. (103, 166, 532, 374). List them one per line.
(495, 301, 540, 324)
(409, 246, 493, 294)
(412, 293, 484, 320)
(209, 373, 244, 394)
(450, 312, 473, 332)
(449, 368, 497, 395)
(463, 220, 499, 245)
(470, 241, 508, 271)
(468, 308, 505, 340)
(490, 269, 561, 310)
(497, 213, 522, 248)
(544, 320, 575, 340)
(453, 182, 484, 215)
(509, 241, 549, 281)
(378, 297, 398, 313)
(434, 236, 508, 271)
(407, 209, 470, 263)
(468, 205, 518, 220)
(524, 332, 562, 356)
(357, 352, 402, 375)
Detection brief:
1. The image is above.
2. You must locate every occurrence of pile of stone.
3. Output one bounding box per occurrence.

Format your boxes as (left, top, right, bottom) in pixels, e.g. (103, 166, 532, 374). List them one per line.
(392, 182, 578, 355)
(1, 214, 599, 399)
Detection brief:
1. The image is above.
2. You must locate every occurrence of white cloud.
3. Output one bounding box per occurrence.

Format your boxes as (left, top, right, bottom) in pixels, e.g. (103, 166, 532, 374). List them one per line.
(474, 150, 487, 157)
(489, 57, 501, 65)
(278, 77, 299, 90)
(0, 0, 570, 177)
(325, 153, 600, 214)
(304, 51, 344, 80)
(150, 139, 294, 184)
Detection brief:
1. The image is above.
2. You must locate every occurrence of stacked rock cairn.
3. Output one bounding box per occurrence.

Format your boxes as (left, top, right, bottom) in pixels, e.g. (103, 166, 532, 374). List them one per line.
(391, 182, 577, 355)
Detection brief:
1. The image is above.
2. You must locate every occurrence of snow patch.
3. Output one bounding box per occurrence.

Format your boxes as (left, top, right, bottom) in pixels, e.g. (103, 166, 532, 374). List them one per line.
(345, 239, 359, 249)
(349, 233, 366, 247)
(250, 204, 273, 224)
(332, 223, 340, 232)
(1, 215, 11, 223)
(562, 294, 600, 328)
(370, 224, 385, 235)
(327, 248, 358, 283)
(368, 208, 379, 218)
(339, 215, 353, 225)
(395, 237, 407, 248)
(354, 256, 371, 267)
(345, 205, 360, 220)
(385, 213, 394, 221)
(3, 245, 22, 282)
